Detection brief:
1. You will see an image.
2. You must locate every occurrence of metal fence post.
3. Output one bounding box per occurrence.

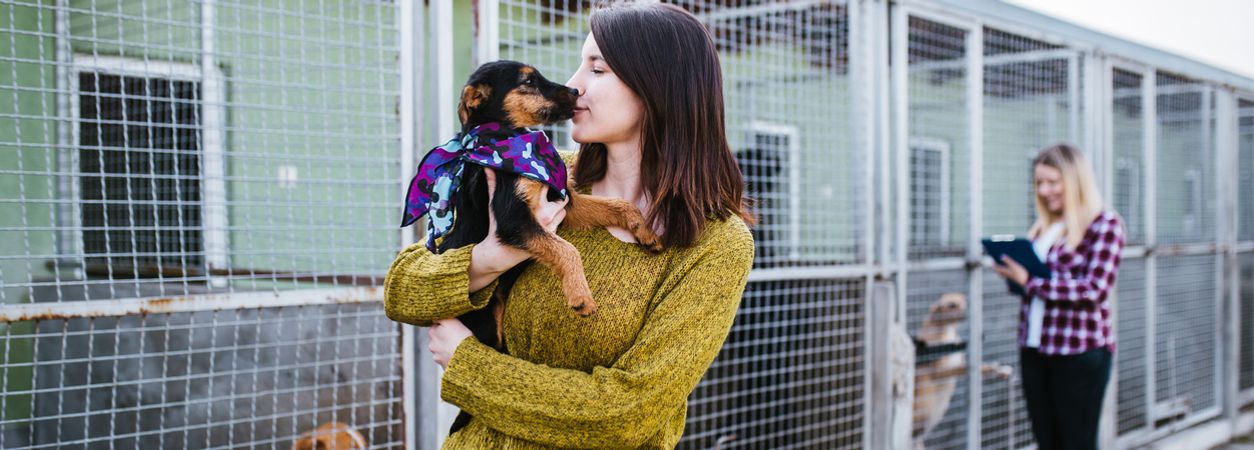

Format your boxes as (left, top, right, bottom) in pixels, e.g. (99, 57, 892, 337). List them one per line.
(869, 280, 914, 449)
(965, 21, 986, 450)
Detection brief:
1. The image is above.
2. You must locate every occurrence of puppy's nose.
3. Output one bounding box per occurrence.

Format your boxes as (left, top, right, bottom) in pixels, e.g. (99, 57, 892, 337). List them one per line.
(568, 87, 581, 97)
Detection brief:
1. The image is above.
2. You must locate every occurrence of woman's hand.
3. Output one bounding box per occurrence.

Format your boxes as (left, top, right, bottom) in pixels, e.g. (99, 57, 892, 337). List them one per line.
(993, 255, 1030, 287)
(468, 168, 569, 292)
(428, 318, 474, 369)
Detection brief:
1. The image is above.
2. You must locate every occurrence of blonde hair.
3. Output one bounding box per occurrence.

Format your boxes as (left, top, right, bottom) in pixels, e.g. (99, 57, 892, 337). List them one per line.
(1028, 143, 1105, 249)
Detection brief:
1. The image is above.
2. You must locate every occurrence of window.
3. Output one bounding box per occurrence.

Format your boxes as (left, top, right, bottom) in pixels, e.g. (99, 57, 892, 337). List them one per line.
(78, 72, 203, 267)
(736, 122, 801, 264)
(69, 56, 226, 275)
(909, 139, 950, 248)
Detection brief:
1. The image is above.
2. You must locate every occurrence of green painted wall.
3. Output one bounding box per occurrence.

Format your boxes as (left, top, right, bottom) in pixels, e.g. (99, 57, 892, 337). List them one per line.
(0, 0, 54, 430)
(0, 1, 57, 304)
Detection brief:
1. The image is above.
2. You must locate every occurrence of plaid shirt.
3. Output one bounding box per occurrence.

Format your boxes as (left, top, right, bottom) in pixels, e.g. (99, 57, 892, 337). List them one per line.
(1018, 211, 1124, 356)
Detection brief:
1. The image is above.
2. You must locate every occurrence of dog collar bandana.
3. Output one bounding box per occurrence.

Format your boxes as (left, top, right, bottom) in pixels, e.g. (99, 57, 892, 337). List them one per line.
(402, 122, 569, 252)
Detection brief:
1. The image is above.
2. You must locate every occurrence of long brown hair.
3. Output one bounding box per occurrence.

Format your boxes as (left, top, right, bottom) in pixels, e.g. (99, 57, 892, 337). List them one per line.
(576, 1, 754, 248)
(1028, 143, 1105, 249)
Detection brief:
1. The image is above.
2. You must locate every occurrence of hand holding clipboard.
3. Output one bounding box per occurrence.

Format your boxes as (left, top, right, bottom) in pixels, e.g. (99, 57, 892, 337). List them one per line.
(982, 235, 1051, 296)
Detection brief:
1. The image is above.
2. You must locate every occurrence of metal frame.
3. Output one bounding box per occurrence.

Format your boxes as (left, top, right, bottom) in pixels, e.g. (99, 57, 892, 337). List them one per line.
(1107, 57, 1155, 441)
(5, 1, 409, 448)
(892, 6, 989, 449)
(1238, 91, 1254, 408)
(399, 0, 424, 447)
(965, 22, 986, 450)
(1215, 86, 1239, 425)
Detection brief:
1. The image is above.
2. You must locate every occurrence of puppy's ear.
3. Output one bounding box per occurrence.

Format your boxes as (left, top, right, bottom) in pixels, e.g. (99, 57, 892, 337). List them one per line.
(458, 84, 491, 125)
(291, 436, 314, 450)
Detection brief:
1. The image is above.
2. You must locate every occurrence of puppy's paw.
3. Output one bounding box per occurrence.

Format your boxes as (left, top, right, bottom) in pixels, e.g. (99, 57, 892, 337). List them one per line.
(625, 220, 663, 253)
(568, 296, 598, 317)
(981, 363, 1013, 380)
(633, 228, 663, 253)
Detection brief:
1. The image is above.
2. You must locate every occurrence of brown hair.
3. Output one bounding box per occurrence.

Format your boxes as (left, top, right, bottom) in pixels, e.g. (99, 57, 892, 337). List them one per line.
(576, 1, 754, 248)
(1029, 143, 1106, 249)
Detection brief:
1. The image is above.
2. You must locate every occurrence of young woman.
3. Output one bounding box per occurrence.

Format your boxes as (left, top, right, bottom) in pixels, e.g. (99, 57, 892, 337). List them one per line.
(384, 2, 754, 448)
(993, 143, 1125, 450)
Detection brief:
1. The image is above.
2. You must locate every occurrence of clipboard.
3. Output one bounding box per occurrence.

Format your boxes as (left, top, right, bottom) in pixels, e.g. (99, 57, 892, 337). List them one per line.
(981, 234, 1051, 296)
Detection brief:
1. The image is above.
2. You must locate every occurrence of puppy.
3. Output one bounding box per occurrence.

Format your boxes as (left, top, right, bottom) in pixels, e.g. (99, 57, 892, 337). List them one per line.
(404, 60, 661, 435)
(291, 422, 367, 450)
(912, 293, 1013, 449)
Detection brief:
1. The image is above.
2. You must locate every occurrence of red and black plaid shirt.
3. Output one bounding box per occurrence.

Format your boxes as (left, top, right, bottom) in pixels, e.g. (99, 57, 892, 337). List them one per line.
(1019, 211, 1125, 356)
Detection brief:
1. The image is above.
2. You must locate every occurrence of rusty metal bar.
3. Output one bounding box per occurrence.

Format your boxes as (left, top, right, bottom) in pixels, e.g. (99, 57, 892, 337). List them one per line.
(0, 287, 383, 322)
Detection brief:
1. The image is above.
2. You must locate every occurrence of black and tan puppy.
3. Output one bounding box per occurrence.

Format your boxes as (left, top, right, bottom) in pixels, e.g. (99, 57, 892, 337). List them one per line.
(433, 61, 661, 433)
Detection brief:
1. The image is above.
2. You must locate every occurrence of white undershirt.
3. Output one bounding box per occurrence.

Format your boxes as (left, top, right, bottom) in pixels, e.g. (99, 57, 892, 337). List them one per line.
(1026, 222, 1065, 348)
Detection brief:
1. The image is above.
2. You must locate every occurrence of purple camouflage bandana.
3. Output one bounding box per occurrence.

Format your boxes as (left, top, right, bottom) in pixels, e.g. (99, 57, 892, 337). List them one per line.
(402, 122, 569, 252)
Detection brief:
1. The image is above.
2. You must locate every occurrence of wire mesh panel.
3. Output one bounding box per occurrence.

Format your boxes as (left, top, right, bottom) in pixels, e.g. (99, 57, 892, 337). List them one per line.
(2, 304, 401, 449)
(1112, 69, 1147, 246)
(1240, 98, 1253, 243)
(1, 1, 405, 448)
(698, 1, 858, 268)
(494, 3, 864, 448)
(1240, 253, 1254, 393)
(1154, 254, 1219, 423)
(981, 27, 1076, 238)
(906, 16, 969, 260)
(684, 279, 865, 450)
(979, 268, 1034, 450)
(495, 1, 587, 150)
(905, 269, 970, 450)
(0, 1, 401, 303)
(1155, 72, 1216, 246)
(497, 1, 861, 268)
(1240, 98, 1253, 398)
(1241, 98, 1254, 398)
(1115, 257, 1149, 435)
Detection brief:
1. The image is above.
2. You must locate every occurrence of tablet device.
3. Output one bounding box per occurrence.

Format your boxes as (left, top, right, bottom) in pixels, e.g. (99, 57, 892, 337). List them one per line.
(981, 235, 1051, 296)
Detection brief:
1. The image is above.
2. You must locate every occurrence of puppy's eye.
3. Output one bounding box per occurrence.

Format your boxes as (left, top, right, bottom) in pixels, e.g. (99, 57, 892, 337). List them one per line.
(524, 78, 534, 85)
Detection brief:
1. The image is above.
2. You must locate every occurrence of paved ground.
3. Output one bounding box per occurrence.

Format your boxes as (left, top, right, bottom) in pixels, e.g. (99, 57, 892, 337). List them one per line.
(1217, 434, 1254, 450)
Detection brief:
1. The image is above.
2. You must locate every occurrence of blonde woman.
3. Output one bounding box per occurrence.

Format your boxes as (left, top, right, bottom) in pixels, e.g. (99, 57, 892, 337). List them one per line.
(993, 143, 1124, 450)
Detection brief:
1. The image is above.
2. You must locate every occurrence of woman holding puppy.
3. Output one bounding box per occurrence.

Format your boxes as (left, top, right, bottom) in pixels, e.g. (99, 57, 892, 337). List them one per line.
(993, 143, 1124, 450)
(384, 2, 754, 449)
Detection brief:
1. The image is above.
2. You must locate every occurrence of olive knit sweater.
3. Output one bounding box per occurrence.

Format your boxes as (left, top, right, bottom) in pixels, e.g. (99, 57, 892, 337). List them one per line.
(383, 194, 754, 449)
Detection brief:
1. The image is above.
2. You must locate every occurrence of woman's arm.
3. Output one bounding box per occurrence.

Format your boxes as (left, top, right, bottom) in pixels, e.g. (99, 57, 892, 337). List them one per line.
(1022, 214, 1124, 306)
(385, 168, 567, 325)
(439, 221, 754, 449)
(383, 242, 500, 327)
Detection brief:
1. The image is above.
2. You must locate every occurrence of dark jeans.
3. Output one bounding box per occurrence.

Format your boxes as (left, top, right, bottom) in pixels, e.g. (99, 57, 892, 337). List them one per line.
(1019, 347, 1113, 450)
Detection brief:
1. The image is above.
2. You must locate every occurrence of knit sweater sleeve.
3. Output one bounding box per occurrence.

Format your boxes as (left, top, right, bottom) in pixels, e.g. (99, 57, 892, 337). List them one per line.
(440, 220, 754, 448)
(384, 151, 574, 326)
(383, 242, 498, 327)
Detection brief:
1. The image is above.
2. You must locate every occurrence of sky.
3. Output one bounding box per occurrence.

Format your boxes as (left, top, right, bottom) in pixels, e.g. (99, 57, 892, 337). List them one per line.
(1004, 0, 1254, 80)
